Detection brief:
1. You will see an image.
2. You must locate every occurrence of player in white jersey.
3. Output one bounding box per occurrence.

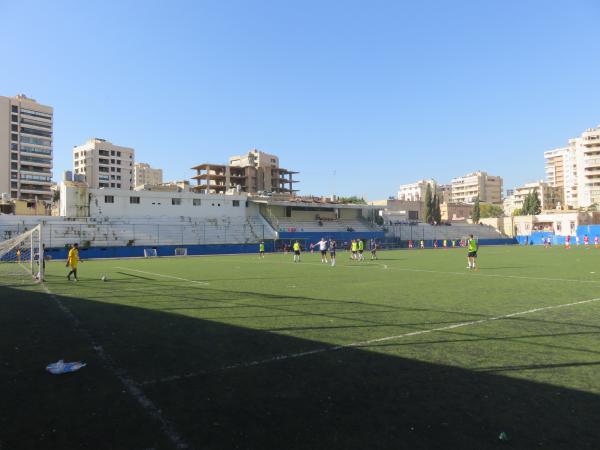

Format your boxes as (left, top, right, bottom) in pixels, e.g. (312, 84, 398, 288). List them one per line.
(313, 237, 329, 263)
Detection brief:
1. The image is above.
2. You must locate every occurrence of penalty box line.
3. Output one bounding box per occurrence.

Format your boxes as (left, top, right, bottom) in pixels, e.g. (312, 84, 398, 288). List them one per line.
(39, 281, 192, 450)
(140, 295, 600, 386)
(115, 266, 210, 285)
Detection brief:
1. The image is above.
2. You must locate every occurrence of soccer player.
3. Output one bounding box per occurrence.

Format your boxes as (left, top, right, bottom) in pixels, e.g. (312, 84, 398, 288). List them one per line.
(433, 240, 438, 249)
(259, 241, 265, 258)
(350, 239, 358, 260)
(584, 234, 590, 248)
(370, 239, 378, 260)
(451, 239, 456, 248)
(466, 234, 478, 270)
(314, 237, 329, 264)
(16, 248, 21, 263)
(408, 239, 414, 249)
(420, 240, 425, 249)
(309, 243, 315, 254)
(595, 236, 599, 248)
(329, 239, 337, 266)
(442, 239, 447, 249)
(565, 235, 571, 249)
(293, 240, 301, 262)
(357, 238, 365, 261)
(66, 243, 80, 281)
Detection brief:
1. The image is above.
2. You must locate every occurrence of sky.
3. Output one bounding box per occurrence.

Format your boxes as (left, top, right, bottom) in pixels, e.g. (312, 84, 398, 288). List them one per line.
(1, 0, 599, 200)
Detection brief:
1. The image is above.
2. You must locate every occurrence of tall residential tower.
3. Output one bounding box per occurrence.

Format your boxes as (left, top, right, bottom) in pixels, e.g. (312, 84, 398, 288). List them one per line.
(0, 94, 53, 201)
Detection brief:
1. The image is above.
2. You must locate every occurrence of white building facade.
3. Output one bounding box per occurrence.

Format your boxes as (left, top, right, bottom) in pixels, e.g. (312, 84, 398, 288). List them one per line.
(133, 162, 163, 188)
(544, 142, 578, 208)
(503, 180, 561, 216)
(575, 126, 600, 208)
(0, 94, 53, 201)
(73, 138, 135, 190)
(397, 179, 436, 201)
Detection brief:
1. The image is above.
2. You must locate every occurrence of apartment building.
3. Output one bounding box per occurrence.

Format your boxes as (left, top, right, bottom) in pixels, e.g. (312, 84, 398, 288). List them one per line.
(575, 125, 600, 208)
(503, 180, 562, 215)
(192, 149, 298, 194)
(133, 162, 163, 188)
(0, 94, 53, 201)
(451, 171, 503, 204)
(544, 125, 600, 208)
(397, 179, 436, 201)
(73, 138, 135, 190)
(544, 142, 577, 208)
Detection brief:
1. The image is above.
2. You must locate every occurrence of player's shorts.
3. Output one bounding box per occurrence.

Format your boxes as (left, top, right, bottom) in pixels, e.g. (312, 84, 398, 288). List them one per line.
(321, 250, 327, 256)
(330, 250, 336, 257)
(358, 249, 363, 254)
(467, 251, 477, 258)
(259, 250, 264, 254)
(294, 250, 300, 256)
(352, 250, 357, 254)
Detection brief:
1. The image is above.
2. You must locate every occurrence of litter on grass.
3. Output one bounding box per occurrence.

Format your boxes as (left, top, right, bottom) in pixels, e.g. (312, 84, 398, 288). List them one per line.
(46, 360, 86, 375)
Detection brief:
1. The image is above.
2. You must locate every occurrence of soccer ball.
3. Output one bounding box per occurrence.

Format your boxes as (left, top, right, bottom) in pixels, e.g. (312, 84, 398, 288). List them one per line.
(101, 275, 107, 282)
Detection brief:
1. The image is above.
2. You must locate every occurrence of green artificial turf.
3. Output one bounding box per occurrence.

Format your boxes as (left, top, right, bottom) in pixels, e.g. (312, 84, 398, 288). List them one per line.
(2, 245, 600, 449)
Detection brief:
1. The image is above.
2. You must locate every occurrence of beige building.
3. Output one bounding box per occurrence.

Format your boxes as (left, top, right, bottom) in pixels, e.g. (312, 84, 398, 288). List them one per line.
(192, 149, 298, 194)
(73, 138, 135, 190)
(0, 94, 53, 201)
(503, 180, 562, 216)
(133, 162, 163, 188)
(440, 202, 472, 223)
(575, 125, 600, 208)
(397, 179, 436, 201)
(451, 171, 503, 204)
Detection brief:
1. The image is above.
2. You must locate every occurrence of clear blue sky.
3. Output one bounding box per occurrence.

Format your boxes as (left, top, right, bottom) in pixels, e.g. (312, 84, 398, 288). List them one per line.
(1, 0, 599, 199)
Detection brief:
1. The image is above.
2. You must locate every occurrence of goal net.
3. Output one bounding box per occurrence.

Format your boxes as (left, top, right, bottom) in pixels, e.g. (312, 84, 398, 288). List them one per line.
(174, 247, 187, 256)
(0, 224, 45, 283)
(144, 248, 158, 258)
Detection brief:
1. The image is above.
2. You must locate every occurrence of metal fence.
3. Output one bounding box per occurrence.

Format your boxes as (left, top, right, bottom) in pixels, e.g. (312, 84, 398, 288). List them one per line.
(0, 222, 273, 248)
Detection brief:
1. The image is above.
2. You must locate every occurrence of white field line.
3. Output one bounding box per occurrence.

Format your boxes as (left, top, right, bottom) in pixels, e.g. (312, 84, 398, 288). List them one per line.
(115, 266, 209, 285)
(141, 296, 600, 386)
(39, 281, 191, 449)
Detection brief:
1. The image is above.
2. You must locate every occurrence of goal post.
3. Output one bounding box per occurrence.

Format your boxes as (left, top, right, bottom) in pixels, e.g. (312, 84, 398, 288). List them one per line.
(0, 224, 45, 282)
(143, 248, 158, 258)
(174, 247, 187, 256)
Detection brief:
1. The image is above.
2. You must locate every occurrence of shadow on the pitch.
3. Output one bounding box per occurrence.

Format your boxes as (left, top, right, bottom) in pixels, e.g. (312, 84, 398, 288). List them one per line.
(2, 284, 600, 450)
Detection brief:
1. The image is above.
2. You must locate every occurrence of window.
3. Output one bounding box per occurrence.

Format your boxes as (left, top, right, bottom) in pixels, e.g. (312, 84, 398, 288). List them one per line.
(11, 124, 18, 132)
(172, 198, 181, 205)
(111, 159, 115, 164)
(117, 168, 121, 173)
(110, 183, 115, 187)
(11, 105, 18, 112)
(104, 195, 114, 203)
(193, 199, 201, 206)
(110, 167, 115, 172)
(130, 196, 140, 204)
(117, 151, 121, 157)
(11, 134, 18, 142)
(11, 114, 18, 122)
(111, 175, 115, 180)
(111, 151, 115, 156)
(232, 200, 240, 207)
(117, 183, 121, 188)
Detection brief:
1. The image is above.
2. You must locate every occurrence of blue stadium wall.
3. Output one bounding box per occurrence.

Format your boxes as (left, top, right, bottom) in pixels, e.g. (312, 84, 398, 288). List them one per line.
(517, 225, 600, 245)
(389, 238, 517, 248)
(44, 241, 277, 260)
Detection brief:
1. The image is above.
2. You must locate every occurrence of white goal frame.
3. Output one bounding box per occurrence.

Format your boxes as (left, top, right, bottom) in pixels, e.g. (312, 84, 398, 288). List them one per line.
(144, 248, 158, 258)
(174, 248, 188, 256)
(0, 224, 45, 281)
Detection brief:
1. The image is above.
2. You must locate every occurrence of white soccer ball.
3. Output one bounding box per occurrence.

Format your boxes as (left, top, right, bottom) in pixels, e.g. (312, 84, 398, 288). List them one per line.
(101, 275, 107, 282)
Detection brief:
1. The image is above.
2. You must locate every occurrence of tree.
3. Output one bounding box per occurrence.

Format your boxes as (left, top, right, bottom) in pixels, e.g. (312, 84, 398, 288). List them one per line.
(512, 208, 523, 216)
(472, 197, 480, 223)
(479, 204, 504, 218)
(433, 193, 442, 224)
(529, 189, 541, 215)
(424, 184, 433, 224)
(337, 196, 366, 205)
